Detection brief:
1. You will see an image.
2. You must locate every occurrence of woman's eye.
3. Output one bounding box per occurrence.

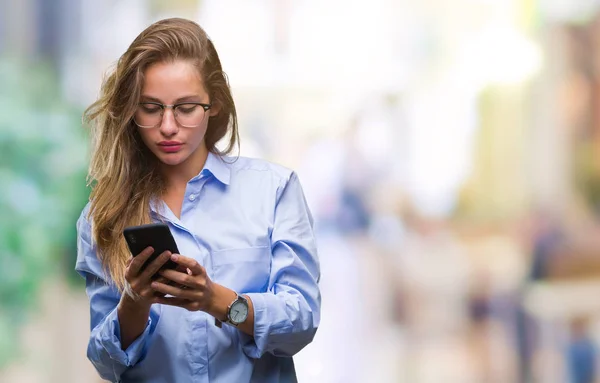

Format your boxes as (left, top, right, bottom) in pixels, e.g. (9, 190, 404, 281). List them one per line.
(177, 104, 198, 114)
(141, 104, 161, 113)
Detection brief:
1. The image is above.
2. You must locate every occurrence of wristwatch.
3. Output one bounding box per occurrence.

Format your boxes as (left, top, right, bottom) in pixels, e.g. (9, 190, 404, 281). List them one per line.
(224, 294, 249, 326)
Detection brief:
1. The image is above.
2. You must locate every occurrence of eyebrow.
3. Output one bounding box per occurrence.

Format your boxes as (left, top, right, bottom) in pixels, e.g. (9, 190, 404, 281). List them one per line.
(140, 95, 205, 103)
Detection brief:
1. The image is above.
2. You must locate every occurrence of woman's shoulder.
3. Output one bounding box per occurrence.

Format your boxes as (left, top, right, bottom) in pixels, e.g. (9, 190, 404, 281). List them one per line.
(77, 201, 92, 226)
(75, 201, 106, 278)
(224, 155, 295, 183)
(76, 201, 93, 241)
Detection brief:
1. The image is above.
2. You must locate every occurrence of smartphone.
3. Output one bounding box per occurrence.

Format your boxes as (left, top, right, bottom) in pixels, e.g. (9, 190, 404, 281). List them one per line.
(123, 223, 179, 273)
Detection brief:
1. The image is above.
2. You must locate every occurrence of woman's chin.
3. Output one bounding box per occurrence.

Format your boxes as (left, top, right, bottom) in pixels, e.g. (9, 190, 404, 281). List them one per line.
(156, 153, 187, 166)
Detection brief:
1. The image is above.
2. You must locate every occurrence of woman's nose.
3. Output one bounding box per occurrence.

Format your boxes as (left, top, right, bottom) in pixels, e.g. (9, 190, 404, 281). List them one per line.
(159, 108, 178, 136)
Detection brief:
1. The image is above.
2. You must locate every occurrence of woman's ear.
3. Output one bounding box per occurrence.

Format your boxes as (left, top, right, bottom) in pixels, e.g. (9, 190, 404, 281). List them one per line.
(209, 102, 221, 117)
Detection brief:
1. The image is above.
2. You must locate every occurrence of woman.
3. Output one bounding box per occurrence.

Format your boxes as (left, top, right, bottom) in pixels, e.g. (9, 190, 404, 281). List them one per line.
(75, 18, 321, 383)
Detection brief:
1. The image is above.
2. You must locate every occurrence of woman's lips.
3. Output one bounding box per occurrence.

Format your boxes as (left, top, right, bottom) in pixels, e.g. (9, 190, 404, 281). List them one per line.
(158, 141, 183, 153)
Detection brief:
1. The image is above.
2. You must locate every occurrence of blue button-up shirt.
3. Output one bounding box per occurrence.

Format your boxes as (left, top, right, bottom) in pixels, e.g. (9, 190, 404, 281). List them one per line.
(75, 153, 321, 383)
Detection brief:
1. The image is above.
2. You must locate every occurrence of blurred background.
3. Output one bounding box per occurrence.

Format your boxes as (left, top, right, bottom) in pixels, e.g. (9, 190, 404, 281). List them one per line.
(2, 0, 600, 382)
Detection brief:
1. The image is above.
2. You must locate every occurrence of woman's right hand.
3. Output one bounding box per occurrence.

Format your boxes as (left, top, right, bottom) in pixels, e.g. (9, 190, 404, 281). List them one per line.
(117, 247, 172, 350)
(122, 246, 173, 307)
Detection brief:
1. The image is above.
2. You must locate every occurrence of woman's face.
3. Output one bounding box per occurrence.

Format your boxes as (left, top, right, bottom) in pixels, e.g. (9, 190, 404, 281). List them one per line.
(136, 59, 216, 168)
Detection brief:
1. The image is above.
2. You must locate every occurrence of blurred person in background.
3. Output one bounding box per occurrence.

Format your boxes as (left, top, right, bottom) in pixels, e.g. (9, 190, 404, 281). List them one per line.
(516, 210, 564, 382)
(517, 207, 600, 383)
(567, 317, 597, 383)
(75, 18, 320, 382)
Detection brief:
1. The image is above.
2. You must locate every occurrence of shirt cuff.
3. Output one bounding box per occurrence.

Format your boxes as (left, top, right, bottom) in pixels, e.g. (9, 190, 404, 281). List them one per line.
(101, 307, 152, 367)
(240, 292, 270, 359)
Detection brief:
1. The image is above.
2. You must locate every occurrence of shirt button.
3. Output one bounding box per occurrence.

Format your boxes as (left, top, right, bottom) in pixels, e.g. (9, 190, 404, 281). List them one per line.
(189, 194, 197, 201)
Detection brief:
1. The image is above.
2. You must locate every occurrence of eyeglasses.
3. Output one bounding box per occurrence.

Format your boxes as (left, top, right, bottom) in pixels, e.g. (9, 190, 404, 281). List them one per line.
(133, 101, 212, 128)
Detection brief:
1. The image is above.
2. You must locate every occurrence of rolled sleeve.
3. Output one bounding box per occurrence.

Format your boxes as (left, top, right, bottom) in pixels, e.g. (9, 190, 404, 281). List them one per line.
(75, 204, 154, 381)
(241, 293, 269, 358)
(241, 172, 321, 358)
(89, 306, 152, 367)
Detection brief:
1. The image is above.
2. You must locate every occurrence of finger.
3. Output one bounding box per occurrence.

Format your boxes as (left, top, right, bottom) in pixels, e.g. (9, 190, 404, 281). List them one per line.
(151, 275, 169, 297)
(140, 251, 172, 281)
(149, 277, 170, 298)
(126, 246, 154, 278)
(154, 275, 170, 284)
(170, 254, 204, 275)
(151, 280, 195, 299)
(155, 273, 185, 289)
(159, 269, 199, 289)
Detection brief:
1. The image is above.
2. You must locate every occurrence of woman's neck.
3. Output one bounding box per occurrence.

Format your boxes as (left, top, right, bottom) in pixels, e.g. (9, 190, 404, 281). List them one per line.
(160, 143, 209, 191)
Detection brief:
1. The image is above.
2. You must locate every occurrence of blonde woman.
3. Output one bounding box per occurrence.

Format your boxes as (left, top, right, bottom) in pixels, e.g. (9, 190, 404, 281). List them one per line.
(75, 18, 320, 383)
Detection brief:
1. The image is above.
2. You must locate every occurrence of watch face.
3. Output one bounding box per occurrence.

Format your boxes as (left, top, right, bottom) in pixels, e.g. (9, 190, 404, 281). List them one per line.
(230, 300, 248, 324)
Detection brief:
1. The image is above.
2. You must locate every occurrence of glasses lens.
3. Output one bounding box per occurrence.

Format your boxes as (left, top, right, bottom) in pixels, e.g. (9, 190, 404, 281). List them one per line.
(135, 103, 162, 128)
(174, 103, 207, 127)
(134, 103, 207, 128)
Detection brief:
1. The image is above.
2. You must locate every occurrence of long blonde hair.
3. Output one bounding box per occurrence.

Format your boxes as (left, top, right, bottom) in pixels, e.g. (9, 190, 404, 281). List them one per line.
(84, 18, 238, 290)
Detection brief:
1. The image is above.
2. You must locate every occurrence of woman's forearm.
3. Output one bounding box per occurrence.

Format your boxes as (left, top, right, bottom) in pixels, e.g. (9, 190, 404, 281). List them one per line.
(117, 295, 152, 350)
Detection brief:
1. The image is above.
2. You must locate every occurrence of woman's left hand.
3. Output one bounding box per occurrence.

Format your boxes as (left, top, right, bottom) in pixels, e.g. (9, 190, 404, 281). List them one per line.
(153, 253, 255, 335)
(151, 253, 220, 312)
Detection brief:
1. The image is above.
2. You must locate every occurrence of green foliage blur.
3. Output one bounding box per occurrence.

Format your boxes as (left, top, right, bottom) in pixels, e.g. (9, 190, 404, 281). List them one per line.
(0, 58, 90, 367)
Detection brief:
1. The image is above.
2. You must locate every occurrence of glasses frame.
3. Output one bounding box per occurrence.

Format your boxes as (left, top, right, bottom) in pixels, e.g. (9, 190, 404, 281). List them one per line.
(134, 101, 212, 128)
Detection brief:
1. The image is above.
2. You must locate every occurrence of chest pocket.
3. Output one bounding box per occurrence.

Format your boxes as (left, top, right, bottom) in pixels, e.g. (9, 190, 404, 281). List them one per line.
(211, 246, 271, 293)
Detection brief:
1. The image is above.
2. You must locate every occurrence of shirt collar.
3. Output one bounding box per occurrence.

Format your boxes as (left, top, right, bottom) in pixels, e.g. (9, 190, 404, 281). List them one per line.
(150, 152, 231, 214)
(201, 151, 231, 186)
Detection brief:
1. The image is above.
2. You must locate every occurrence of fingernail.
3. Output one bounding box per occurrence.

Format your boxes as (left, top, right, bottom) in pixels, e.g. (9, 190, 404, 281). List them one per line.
(171, 254, 178, 261)
(151, 282, 158, 288)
